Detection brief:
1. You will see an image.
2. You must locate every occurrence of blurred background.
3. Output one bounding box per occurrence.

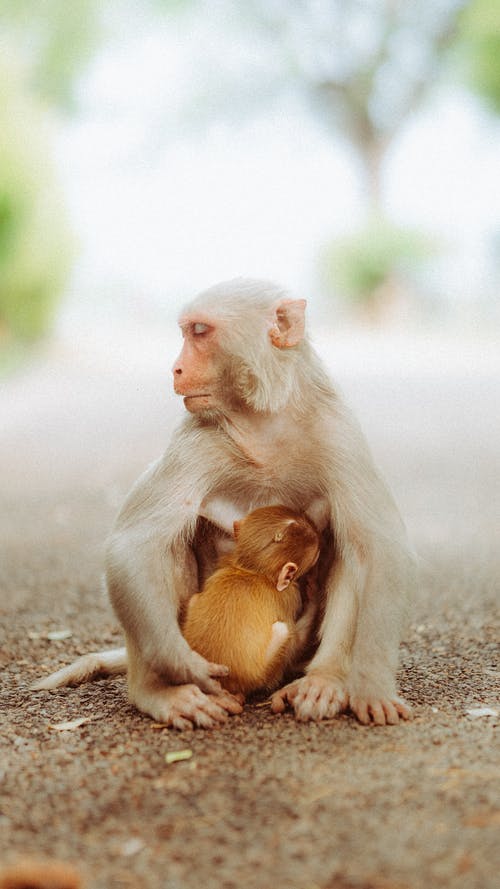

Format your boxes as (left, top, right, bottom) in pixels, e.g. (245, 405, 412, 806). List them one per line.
(1, 0, 500, 359)
(1, 0, 499, 559)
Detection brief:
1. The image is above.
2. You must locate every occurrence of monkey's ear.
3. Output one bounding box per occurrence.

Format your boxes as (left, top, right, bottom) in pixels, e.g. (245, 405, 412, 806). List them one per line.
(233, 520, 241, 539)
(276, 562, 298, 591)
(269, 299, 306, 349)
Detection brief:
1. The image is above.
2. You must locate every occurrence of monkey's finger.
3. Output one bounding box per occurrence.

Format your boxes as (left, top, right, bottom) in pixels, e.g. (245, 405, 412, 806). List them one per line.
(192, 709, 222, 729)
(270, 694, 286, 713)
(351, 700, 370, 725)
(174, 685, 230, 725)
(315, 687, 345, 721)
(270, 680, 301, 712)
(393, 698, 413, 720)
(171, 714, 195, 731)
(381, 700, 400, 725)
(207, 661, 230, 678)
(191, 692, 233, 724)
(294, 685, 340, 722)
(294, 683, 322, 708)
(270, 687, 291, 713)
(368, 702, 386, 726)
(208, 692, 244, 715)
(195, 669, 237, 696)
(197, 675, 226, 695)
(188, 702, 228, 727)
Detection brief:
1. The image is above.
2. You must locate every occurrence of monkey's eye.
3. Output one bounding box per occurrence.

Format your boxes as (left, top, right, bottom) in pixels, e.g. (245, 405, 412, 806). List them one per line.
(192, 322, 209, 336)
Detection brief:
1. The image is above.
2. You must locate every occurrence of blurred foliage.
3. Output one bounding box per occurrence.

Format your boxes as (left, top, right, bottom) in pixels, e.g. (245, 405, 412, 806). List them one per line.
(0, 0, 193, 111)
(0, 0, 100, 347)
(456, 0, 500, 113)
(0, 0, 102, 111)
(321, 219, 436, 310)
(0, 57, 73, 343)
(175, 1, 465, 316)
(183, 0, 467, 208)
(0, 0, 190, 350)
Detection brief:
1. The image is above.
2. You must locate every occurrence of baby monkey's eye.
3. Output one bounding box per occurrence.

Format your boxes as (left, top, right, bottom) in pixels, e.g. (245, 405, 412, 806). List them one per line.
(192, 322, 209, 335)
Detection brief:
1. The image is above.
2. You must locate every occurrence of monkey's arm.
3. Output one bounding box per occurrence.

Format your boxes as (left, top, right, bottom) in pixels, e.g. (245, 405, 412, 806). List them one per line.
(346, 537, 415, 724)
(105, 429, 243, 726)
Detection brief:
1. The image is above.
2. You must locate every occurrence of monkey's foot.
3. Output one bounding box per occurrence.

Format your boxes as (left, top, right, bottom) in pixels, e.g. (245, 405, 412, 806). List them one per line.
(348, 692, 412, 726)
(131, 683, 243, 730)
(271, 673, 348, 722)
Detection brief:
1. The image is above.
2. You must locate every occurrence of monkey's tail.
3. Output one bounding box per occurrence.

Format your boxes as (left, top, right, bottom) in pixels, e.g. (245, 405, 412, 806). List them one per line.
(31, 646, 127, 690)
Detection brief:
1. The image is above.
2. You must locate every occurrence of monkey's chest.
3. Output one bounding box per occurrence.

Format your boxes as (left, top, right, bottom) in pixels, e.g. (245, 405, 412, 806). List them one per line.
(196, 431, 331, 574)
(199, 482, 329, 537)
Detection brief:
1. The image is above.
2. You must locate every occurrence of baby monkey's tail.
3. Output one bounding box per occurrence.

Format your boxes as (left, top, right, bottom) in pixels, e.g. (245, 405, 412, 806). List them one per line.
(31, 647, 127, 690)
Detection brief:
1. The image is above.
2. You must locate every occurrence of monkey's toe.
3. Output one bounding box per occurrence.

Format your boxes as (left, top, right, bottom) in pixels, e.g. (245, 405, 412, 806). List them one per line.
(272, 674, 347, 722)
(349, 694, 412, 726)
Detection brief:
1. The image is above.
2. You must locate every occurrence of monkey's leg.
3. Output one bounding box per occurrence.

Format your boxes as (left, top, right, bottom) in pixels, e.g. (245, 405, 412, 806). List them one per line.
(347, 547, 414, 726)
(271, 548, 360, 721)
(126, 640, 242, 730)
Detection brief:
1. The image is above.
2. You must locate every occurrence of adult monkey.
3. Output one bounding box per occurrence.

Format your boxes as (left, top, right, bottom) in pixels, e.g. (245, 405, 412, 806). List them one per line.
(34, 278, 415, 728)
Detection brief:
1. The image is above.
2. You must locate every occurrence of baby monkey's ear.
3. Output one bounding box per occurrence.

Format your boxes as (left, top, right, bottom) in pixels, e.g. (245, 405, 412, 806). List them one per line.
(233, 520, 241, 539)
(276, 561, 298, 591)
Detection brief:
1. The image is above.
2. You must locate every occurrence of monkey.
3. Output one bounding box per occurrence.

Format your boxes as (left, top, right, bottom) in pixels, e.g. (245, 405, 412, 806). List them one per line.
(182, 505, 320, 697)
(33, 277, 415, 729)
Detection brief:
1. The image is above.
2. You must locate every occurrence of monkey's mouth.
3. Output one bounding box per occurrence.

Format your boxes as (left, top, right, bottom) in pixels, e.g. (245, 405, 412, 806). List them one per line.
(183, 394, 212, 412)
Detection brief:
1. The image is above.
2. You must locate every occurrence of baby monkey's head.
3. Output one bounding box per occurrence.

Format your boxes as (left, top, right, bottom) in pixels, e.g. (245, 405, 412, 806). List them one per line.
(233, 505, 320, 592)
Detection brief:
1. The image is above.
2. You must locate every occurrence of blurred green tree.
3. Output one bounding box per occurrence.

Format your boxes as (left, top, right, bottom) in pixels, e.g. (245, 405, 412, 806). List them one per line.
(0, 0, 102, 110)
(0, 0, 103, 347)
(180, 0, 466, 211)
(0, 0, 195, 349)
(0, 56, 74, 344)
(454, 0, 500, 113)
(320, 217, 436, 318)
(175, 0, 466, 314)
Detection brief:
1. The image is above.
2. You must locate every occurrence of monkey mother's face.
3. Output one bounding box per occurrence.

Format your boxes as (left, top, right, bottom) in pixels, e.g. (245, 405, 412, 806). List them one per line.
(172, 316, 224, 413)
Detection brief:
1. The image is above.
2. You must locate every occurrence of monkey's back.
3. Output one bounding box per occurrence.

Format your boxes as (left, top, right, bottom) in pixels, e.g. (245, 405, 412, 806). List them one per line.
(182, 566, 301, 695)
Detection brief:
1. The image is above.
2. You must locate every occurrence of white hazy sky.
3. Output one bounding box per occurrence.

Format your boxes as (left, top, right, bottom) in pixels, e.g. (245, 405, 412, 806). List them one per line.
(54, 13, 500, 325)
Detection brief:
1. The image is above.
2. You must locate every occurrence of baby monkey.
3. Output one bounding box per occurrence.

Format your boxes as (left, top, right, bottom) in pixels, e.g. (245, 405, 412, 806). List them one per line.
(182, 505, 320, 697)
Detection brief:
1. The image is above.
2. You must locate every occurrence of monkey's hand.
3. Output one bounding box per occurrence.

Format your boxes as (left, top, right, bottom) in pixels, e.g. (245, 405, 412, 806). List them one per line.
(271, 670, 348, 722)
(348, 687, 412, 726)
(132, 648, 242, 729)
(131, 681, 243, 730)
(150, 639, 229, 694)
(176, 648, 232, 695)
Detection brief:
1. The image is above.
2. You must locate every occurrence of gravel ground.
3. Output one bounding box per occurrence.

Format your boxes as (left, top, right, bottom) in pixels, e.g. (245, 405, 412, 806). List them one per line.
(1, 325, 499, 889)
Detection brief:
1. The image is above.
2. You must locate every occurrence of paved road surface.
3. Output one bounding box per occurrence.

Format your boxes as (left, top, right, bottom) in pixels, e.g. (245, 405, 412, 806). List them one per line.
(1, 323, 499, 889)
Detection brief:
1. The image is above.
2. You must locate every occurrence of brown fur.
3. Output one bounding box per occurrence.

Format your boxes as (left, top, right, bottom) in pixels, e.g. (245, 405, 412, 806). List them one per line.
(182, 506, 319, 695)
